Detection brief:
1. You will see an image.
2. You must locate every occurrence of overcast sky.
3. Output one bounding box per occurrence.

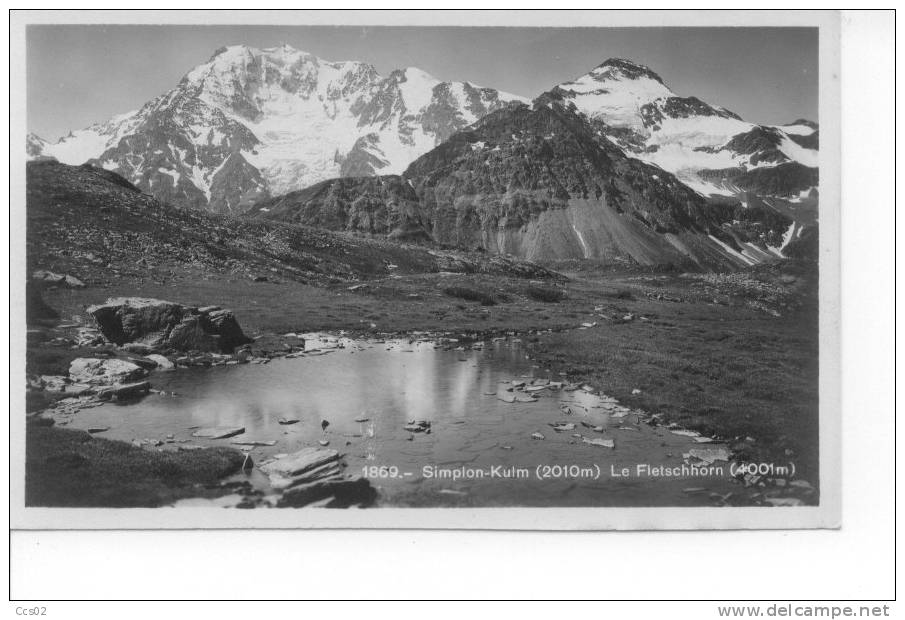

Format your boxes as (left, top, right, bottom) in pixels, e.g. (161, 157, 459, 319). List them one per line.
(27, 25, 817, 140)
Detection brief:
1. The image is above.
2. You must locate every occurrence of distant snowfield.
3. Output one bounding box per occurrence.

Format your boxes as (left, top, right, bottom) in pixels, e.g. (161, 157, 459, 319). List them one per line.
(41, 109, 141, 166)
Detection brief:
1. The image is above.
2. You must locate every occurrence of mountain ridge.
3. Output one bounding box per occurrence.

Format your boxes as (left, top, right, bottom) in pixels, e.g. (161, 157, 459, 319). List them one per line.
(250, 99, 799, 269)
(28, 49, 818, 260)
(28, 44, 526, 214)
(543, 57, 818, 209)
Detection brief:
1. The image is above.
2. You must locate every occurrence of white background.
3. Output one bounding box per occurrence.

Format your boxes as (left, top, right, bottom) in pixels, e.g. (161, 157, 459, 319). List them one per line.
(5, 8, 898, 610)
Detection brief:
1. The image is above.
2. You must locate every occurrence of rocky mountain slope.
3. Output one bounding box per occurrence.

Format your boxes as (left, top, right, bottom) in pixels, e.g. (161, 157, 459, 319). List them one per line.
(545, 59, 818, 215)
(27, 44, 525, 214)
(25, 160, 557, 298)
(249, 100, 796, 269)
(253, 175, 429, 242)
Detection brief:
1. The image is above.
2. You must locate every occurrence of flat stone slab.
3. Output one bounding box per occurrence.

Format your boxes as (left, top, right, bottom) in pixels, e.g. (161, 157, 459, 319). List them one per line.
(581, 436, 615, 448)
(191, 426, 245, 439)
(96, 381, 150, 400)
(669, 429, 701, 438)
(230, 439, 277, 447)
(260, 447, 339, 478)
(145, 354, 175, 369)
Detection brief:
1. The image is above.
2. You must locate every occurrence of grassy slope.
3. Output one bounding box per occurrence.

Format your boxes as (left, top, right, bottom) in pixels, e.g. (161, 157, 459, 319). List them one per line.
(530, 274, 819, 477)
(26, 424, 245, 507)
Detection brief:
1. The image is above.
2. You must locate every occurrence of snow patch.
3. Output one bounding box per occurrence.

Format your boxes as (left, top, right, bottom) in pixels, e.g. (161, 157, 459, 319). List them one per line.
(778, 134, 818, 168)
(572, 224, 591, 259)
(780, 222, 799, 252)
(157, 167, 181, 185)
(777, 123, 816, 136)
(708, 234, 756, 266)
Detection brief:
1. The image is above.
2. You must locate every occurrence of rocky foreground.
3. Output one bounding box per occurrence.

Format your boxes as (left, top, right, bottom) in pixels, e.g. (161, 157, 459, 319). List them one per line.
(27, 296, 385, 508)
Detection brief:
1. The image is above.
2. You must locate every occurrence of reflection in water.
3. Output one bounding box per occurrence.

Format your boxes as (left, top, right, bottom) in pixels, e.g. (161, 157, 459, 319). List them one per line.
(64, 336, 737, 507)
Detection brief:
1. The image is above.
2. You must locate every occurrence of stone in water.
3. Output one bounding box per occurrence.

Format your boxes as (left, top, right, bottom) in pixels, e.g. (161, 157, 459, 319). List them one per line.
(192, 426, 245, 439)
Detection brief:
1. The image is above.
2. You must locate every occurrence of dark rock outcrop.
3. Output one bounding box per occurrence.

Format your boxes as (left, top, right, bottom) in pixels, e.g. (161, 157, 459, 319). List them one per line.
(699, 162, 818, 198)
(249, 175, 429, 239)
(401, 101, 750, 268)
(87, 298, 252, 353)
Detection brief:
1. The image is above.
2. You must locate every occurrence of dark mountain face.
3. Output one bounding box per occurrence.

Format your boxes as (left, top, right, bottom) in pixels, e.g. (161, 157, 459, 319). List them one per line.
(250, 175, 431, 242)
(251, 101, 794, 269)
(403, 101, 715, 237)
(587, 58, 667, 85)
(720, 127, 788, 165)
(699, 162, 819, 199)
(641, 96, 743, 128)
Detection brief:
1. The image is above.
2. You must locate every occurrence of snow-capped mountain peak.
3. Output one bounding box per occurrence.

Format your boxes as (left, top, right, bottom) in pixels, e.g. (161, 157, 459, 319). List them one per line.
(587, 57, 668, 88)
(554, 58, 675, 130)
(545, 59, 818, 202)
(29, 44, 525, 213)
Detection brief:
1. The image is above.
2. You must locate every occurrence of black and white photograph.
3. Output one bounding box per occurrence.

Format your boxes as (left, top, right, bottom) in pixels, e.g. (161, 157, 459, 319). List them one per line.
(12, 10, 844, 533)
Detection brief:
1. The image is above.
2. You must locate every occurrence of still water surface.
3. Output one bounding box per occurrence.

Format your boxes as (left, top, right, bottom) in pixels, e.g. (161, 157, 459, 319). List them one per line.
(65, 335, 737, 507)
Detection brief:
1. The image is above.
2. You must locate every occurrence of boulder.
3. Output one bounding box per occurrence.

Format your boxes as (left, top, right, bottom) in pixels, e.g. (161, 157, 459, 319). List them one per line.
(69, 357, 148, 386)
(87, 297, 252, 353)
(96, 381, 150, 400)
(144, 354, 175, 370)
(38, 375, 68, 392)
(201, 310, 249, 349)
(259, 447, 341, 490)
